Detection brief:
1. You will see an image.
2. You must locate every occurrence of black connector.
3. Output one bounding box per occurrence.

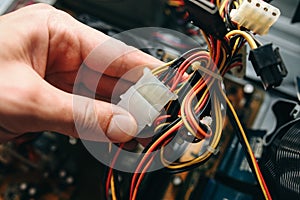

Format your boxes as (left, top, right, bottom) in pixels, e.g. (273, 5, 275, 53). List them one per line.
(249, 44, 288, 90)
(185, 0, 228, 39)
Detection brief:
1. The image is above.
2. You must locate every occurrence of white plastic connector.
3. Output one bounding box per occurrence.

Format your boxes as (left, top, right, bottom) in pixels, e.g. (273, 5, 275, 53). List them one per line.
(230, 0, 280, 35)
(117, 68, 178, 133)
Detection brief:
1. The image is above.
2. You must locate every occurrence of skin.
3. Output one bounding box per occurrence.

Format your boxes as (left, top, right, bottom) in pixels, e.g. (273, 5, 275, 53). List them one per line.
(0, 4, 162, 143)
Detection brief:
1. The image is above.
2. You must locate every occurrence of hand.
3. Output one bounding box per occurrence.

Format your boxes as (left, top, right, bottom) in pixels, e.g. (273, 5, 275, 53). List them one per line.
(0, 4, 162, 143)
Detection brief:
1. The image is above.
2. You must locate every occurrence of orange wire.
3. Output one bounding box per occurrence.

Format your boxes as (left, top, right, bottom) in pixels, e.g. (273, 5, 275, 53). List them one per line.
(132, 137, 173, 200)
(184, 80, 211, 139)
(130, 122, 182, 199)
(171, 52, 208, 91)
(154, 115, 171, 126)
(106, 143, 124, 198)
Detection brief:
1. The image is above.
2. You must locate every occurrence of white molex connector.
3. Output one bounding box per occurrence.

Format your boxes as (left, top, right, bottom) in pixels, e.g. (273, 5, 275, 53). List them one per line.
(117, 68, 178, 133)
(230, 0, 280, 35)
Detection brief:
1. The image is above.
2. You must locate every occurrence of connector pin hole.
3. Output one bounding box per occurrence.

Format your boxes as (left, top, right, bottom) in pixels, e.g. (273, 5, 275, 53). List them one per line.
(264, 7, 268, 12)
(256, 3, 260, 7)
(272, 12, 277, 16)
(247, 0, 251, 2)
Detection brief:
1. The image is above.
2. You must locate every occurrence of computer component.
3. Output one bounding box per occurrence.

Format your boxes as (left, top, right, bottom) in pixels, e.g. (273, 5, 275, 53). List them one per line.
(260, 100, 300, 200)
(230, 0, 280, 35)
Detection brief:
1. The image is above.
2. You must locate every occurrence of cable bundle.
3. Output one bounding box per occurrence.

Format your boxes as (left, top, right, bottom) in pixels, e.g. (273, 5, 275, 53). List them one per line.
(105, 1, 277, 199)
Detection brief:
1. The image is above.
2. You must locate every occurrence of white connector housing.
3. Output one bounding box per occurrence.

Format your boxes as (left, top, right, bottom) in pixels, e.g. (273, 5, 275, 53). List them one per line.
(117, 68, 178, 133)
(230, 0, 280, 35)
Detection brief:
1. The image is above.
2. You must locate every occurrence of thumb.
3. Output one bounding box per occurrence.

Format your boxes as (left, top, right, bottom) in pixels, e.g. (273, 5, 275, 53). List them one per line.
(34, 79, 138, 143)
(70, 94, 138, 142)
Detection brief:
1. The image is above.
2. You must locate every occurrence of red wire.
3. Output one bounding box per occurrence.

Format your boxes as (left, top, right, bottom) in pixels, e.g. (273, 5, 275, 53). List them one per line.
(131, 136, 174, 200)
(154, 115, 171, 126)
(195, 93, 209, 113)
(213, 40, 221, 70)
(131, 154, 157, 200)
(222, 62, 243, 76)
(184, 80, 212, 139)
(105, 143, 124, 199)
(250, 151, 273, 199)
(171, 53, 211, 91)
(129, 122, 182, 199)
(210, 36, 215, 57)
(171, 52, 206, 91)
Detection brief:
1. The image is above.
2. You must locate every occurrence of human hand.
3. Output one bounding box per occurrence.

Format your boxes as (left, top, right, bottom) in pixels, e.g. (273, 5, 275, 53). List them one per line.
(0, 4, 162, 143)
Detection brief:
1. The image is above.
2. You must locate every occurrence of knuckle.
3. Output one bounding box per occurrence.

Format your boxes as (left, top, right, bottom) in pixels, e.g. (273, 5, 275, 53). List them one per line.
(32, 3, 55, 11)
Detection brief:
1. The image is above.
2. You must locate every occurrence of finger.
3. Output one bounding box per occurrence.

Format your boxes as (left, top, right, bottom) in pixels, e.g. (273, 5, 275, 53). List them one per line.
(69, 94, 137, 142)
(75, 83, 120, 104)
(79, 66, 133, 99)
(46, 89, 137, 143)
(82, 38, 163, 82)
(46, 8, 163, 81)
(0, 126, 19, 143)
(46, 68, 133, 102)
(1, 64, 137, 143)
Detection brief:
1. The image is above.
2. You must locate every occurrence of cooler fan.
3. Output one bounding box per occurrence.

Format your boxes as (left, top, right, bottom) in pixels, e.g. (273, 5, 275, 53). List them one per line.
(260, 100, 300, 200)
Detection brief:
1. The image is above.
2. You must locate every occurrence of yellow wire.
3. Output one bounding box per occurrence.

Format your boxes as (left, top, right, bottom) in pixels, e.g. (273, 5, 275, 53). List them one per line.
(200, 30, 212, 55)
(232, 37, 241, 56)
(219, 46, 227, 71)
(180, 73, 214, 139)
(221, 90, 270, 200)
(152, 67, 168, 77)
(216, 0, 222, 9)
(195, 87, 210, 109)
(151, 60, 174, 76)
(226, 30, 258, 49)
(161, 92, 223, 169)
(180, 81, 202, 137)
(233, 1, 239, 8)
(154, 122, 171, 133)
(168, 2, 181, 7)
(110, 174, 117, 200)
(219, 0, 229, 16)
(176, 52, 223, 140)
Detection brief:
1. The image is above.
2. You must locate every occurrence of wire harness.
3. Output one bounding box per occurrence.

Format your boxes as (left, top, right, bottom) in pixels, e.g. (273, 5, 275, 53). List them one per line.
(103, 1, 287, 200)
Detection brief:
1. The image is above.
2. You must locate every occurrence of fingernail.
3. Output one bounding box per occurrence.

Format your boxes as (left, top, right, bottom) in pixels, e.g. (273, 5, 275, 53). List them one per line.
(107, 114, 137, 142)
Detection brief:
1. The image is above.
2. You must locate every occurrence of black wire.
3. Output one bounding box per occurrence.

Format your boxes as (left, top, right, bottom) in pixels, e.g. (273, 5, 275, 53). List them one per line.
(158, 67, 173, 82)
(142, 117, 182, 154)
(112, 170, 122, 200)
(246, 31, 263, 47)
(229, 35, 242, 49)
(220, 35, 245, 75)
(127, 117, 182, 194)
(226, 106, 266, 197)
(164, 155, 212, 174)
(167, 70, 204, 120)
(190, 98, 212, 137)
(103, 166, 110, 200)
(219, 38, 232, 55)
(225, 0, 237, 30)
(165, 84, 223, 173)
(180, 48, 208, 60)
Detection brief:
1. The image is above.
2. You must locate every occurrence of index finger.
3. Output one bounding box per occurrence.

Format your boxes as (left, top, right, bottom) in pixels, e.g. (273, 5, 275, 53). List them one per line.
(70, 17, 163, 82)
(83, 37, 163, 82)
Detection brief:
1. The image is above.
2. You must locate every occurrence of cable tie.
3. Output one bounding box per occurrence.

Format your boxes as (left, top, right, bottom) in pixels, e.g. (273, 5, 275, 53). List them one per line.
(192, 61, 222, 80)
(207, 145, 219, 155)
